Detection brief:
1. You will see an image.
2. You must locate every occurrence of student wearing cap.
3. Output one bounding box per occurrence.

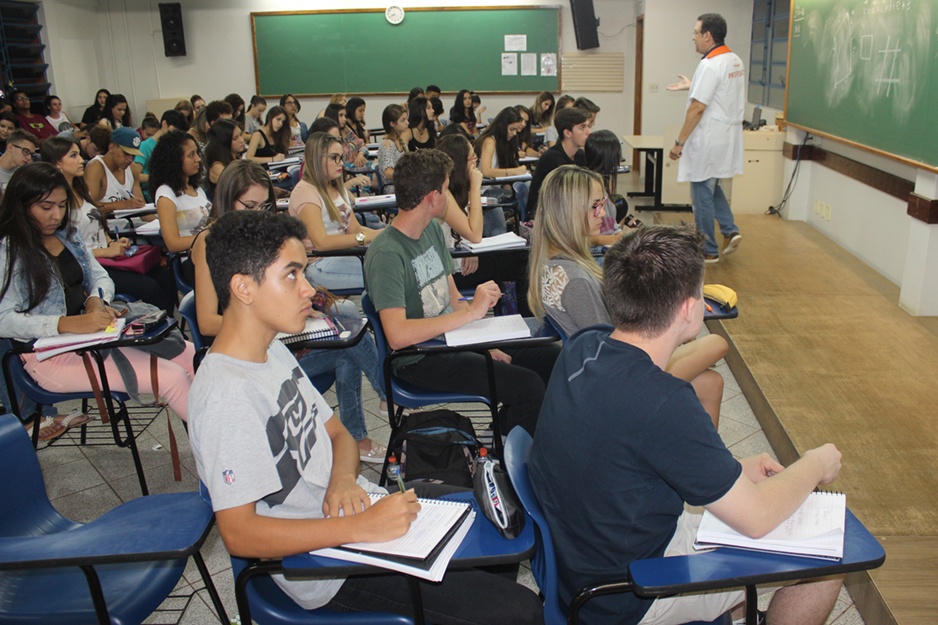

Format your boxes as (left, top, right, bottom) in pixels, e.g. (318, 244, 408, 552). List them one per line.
(83, 126, 146, 215)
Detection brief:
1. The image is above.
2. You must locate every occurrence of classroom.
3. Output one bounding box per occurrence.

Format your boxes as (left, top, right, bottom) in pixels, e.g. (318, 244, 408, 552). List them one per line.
(3, 0, 938, 623)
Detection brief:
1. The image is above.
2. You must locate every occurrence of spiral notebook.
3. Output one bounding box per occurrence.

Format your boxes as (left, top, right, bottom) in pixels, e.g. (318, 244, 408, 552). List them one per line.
(311, 494, 474, 581)
(275, 317, 339, 345)
(695, 491, 846, 560)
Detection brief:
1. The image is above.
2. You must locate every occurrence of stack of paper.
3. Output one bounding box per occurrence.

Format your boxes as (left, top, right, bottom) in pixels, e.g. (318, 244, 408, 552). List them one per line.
(134, 219, 161, 236)
(268, 156, 302, 169)
(445, 314, 531, 347)
(311, 494, 474, 581)
(275, 317, 339, 345)
(111, 204, 156, 219)
(695, 491, 846, 560)
(460, 232, 527, 252)
(33, 318, 127, 361)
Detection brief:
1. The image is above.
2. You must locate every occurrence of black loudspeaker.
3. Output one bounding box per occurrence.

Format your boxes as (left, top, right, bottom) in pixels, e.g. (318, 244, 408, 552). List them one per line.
(570, 0, 600, 50)
(159, 3, 186, 57)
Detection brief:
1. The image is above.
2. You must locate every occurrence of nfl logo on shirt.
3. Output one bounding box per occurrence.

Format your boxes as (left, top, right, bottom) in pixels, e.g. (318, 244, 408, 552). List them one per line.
(223, 469, 235, 485)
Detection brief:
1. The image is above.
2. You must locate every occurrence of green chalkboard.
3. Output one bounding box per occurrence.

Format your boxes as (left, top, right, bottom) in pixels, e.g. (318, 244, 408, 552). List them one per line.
(251, 7, 561, 97)
(786, 0, 938, 169)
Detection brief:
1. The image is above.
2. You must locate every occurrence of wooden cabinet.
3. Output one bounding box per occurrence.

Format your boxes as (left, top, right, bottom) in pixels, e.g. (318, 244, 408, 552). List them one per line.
(727, 131, 786, 215)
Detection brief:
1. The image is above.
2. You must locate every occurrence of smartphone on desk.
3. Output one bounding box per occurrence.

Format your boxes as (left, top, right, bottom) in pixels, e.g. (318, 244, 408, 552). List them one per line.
(124, 310, 167, 336)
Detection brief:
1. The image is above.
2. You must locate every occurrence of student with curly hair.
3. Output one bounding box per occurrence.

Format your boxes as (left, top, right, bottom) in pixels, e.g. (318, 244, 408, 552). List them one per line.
(149, 129, 210, 254)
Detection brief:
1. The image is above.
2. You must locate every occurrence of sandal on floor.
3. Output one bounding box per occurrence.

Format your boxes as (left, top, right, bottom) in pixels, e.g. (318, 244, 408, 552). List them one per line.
(30, 416, 66, 442)
(58, 410, 92, 431)
(359, 442, 388, 464)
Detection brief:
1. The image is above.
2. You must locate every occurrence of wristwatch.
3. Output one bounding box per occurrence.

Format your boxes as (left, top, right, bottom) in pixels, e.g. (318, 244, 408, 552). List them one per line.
(674, 139, 684, 147)
(355, 232, 366, 246)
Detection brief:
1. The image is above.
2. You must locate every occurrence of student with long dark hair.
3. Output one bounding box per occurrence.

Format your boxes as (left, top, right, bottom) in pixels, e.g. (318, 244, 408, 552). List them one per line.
(376, 104, 409, 193)
(243, 96, 266, 136)
(41, 136, 176, 315)
(279, 93, 308, 149)
(223, 93, 246, 129)
(150, 130, 210, 254)
(473, 107, 527, 179)
(99, 94, 132, 129)
(203, 118, 246, 197)
(530, 91, 555, 130)
(0, 162, 196, 424)
(406, 96, 436, 151)
(342, 97, 370, 168)
(245, 106, 289, 164)
(449, 89, 476, 136)
(513, 105, 543, 158)
(80, 89, 110, 129)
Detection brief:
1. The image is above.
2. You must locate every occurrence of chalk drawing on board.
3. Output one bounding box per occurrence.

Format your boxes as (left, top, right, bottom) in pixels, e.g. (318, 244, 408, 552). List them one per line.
(819, 6, 856, 107)
(874, 36, 902, 97)
(860, 34, 874, 59)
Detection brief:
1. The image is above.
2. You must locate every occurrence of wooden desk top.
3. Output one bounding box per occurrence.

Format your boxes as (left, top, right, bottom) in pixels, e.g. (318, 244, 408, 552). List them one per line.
(622, 135, 664, 150)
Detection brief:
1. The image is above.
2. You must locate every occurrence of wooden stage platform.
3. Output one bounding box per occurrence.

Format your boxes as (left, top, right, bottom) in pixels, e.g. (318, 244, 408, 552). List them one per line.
(702, 214, 938, 624)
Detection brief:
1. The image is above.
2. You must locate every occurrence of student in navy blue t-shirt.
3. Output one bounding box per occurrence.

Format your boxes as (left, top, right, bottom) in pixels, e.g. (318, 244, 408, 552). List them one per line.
(531, 225, 844, 625)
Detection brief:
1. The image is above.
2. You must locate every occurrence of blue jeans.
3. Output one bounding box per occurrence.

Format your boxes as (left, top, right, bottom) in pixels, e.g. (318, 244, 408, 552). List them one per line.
(482, 207, 507, 237)
(297, 336, 386, 441)
(689, 178, 738, 256)
(306, 257, 364, 292)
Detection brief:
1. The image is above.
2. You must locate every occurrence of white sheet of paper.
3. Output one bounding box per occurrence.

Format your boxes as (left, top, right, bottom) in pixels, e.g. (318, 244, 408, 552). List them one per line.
(521, 53, 538, 76)
(501, 53, 517, 76)
(504, 34, 527, 51)
(541, 53, 557, 76)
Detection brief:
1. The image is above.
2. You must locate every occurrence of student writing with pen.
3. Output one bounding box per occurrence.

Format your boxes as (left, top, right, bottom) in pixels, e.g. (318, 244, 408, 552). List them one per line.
(363, 149, 560, 437)
(0, 163, 196, 443)
(40, 135, 178, 315)
(188, 209, 542, 624)
(83, 126, 146, 215)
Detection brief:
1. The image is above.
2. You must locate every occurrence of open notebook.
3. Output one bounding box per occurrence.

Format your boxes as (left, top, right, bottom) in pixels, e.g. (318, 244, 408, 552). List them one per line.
(33, 318, 127, 361)
(445, 314, 531, 347)
(695, 491, 846, 560)
(311, 494, 474, 581)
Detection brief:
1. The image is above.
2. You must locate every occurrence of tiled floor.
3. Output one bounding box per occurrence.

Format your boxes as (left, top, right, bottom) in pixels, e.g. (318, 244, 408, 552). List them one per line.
(33, 323, 865, 624)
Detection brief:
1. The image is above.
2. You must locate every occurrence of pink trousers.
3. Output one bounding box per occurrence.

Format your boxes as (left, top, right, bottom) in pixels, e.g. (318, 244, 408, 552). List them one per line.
(23, 343, 196, 421)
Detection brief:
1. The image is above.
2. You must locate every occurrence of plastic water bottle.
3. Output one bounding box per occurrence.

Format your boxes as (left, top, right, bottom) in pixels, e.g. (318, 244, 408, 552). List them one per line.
(474, 447, 489, 476)
(386, 454, 402, 490)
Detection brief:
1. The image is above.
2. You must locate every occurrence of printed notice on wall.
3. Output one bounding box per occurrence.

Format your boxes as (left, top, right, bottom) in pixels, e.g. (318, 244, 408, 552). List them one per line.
(541, 53, 557, 77)
(501, 53, 518, 76)
(521, 53, 537, 76)
(504, 35, 527, 51)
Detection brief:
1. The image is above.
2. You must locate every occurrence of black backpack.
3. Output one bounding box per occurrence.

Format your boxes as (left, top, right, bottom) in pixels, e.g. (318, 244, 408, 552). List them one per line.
(389, 409, 481, 488)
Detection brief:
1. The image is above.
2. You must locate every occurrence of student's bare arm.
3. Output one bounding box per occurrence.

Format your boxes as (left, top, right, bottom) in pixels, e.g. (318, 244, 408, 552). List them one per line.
(215, 490, 419, 559)
(322, 414, 370, 518)
(705, 443, 842, 538)
(378, 277, 500, 349)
